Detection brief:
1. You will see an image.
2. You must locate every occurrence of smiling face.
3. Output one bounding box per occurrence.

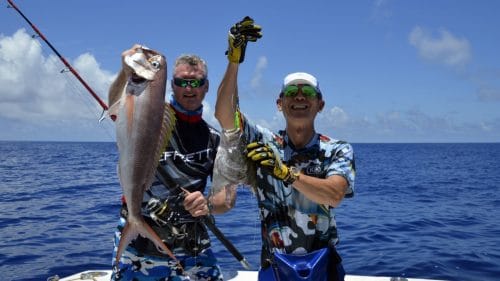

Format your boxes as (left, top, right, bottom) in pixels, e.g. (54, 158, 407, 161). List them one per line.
(277, 84, 325, 125)
(171, 62, 208, 111)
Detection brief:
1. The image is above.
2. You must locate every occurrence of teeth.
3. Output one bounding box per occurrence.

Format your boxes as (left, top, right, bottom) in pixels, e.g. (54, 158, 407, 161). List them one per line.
(292, 105, 307, 109)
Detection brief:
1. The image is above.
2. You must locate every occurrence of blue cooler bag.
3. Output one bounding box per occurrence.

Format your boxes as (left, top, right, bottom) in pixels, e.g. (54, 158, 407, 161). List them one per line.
(258, 247, 330, 281)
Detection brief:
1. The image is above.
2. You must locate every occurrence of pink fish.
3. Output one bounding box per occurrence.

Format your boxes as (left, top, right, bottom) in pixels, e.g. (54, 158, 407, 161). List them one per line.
(109, 47, 177, 266)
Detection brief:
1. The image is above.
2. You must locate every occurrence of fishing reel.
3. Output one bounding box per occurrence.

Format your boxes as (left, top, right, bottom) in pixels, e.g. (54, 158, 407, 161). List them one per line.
(146, 197, 173, 226)
(146, 194, 187, 226)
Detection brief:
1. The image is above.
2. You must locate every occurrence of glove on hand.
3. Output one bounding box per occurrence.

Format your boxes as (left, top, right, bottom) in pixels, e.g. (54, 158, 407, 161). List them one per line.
(246, 142, 299, 184)
(226, 16, 262, 63)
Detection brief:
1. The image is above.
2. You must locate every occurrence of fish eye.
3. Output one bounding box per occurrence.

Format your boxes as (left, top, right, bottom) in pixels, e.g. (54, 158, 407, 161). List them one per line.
(148, 55, 162, 69)
(151, 60, 160, 69)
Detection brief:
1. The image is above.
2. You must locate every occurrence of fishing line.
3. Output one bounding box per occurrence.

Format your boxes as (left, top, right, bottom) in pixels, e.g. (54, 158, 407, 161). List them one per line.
(8, 1, 253, 274)
(58, 64, 115, 140)
(24, 34, 115, 141)
(250, 191, 260, 251)
(7, 0, 114, 141)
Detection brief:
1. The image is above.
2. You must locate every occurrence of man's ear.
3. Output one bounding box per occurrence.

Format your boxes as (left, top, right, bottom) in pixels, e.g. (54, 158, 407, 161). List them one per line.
(276, 97, 283, 111)
(204, 79, 209, 92)
(318, 99, 325, 112)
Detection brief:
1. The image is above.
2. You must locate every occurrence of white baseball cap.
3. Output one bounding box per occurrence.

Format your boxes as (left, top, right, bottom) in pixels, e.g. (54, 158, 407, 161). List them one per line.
(281, 72, 322, 98)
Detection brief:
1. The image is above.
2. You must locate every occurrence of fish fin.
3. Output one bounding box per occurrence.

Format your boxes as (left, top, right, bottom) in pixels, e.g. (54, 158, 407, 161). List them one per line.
(114, 221, 138, 265)
(154, 105, 176, 165)
(108, 99, 121, 121)
(114, 219, 178, 265)
(138, 220, 178, 261)
(160, 105, 176, 152)
(141, 104, 176, 192)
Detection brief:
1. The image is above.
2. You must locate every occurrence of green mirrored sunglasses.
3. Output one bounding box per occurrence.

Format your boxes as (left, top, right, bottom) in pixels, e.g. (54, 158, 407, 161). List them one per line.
(282, 85, 319, 98)
(173, 78, 206, 88)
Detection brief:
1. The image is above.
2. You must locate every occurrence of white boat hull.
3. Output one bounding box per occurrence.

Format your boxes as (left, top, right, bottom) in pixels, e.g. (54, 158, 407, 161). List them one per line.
(55, 270, 446, 281)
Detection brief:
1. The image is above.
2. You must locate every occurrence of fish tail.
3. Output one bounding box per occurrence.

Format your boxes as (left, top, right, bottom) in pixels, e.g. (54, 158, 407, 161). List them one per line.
(114, 219, 178, 265)
(114, 221, 137, 265)
(138, 220, 178, 261)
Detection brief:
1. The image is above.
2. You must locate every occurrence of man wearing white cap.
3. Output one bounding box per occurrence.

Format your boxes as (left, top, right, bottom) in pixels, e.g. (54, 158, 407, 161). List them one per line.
(214, 17, 355, 281)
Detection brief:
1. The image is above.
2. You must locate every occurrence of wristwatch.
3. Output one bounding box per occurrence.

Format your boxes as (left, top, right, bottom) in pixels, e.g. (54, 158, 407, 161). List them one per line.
(284, 166, 300, 185)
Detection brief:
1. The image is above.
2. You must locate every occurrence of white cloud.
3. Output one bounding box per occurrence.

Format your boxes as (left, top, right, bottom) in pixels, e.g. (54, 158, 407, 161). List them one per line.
(73, 52, 115, 99)
(319, 106, 350, 128)
(247, 109, 284, 134)
(251, 56, 268, 89)
(369, 109, 500, 142)
(202, 99, 220, 129)
(370, 0, 392, 21)
(0, 29, 116, 141)
(409, 26, 471, 68)
(314, 106, 500, 143)
(232, 100, 499, 143)
(0, 29, 114, 122)
(477, 86, 500, 102)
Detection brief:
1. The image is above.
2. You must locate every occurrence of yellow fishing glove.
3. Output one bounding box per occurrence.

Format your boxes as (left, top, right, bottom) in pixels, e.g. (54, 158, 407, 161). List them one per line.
(226, 16, 262, 63)
(246, 142, 299, 184)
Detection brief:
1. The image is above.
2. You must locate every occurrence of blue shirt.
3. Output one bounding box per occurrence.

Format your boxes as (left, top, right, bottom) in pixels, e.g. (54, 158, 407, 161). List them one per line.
(241, 118, 355, 265)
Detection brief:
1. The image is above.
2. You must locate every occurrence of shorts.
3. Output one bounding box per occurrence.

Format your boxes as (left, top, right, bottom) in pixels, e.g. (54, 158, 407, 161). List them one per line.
(111, 219, 224, 281)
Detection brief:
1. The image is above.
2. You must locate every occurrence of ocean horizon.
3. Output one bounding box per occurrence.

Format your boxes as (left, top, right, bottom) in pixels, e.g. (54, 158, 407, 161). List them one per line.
(1, 141, 499, 281)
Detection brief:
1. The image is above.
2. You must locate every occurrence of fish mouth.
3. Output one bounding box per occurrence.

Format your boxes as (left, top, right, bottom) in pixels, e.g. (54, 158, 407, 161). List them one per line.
(126, 73, 149, 95)
(131, 73, 147, 84)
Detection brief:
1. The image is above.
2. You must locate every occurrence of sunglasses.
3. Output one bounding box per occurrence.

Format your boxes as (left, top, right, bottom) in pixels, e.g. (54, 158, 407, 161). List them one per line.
(282, 85, 320, 98)
(173, 78, 206, 88)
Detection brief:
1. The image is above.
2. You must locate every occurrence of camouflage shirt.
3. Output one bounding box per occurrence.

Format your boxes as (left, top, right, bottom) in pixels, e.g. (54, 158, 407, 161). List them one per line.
(242, 119, 355, 265)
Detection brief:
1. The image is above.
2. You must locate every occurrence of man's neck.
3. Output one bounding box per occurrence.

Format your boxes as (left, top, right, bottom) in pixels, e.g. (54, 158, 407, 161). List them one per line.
(285, 123, 316, 149)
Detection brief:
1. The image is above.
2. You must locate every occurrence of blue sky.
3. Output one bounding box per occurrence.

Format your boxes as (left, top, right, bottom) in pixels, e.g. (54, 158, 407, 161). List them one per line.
(1, 0, 499, 143)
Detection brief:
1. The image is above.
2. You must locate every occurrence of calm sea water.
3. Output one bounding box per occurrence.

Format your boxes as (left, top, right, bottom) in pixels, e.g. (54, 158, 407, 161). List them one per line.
(0, 142, 499, 281)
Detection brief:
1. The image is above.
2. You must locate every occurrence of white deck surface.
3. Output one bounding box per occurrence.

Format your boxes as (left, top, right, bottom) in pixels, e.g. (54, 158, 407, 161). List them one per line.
(57, 270, 446, 281)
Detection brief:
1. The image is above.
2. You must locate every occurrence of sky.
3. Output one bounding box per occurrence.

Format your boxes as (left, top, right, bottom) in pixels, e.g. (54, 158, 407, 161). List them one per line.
(1, 0, 499, 143)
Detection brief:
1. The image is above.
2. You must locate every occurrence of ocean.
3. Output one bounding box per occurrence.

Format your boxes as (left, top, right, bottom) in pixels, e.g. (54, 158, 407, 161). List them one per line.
(0, 141, 499, 281)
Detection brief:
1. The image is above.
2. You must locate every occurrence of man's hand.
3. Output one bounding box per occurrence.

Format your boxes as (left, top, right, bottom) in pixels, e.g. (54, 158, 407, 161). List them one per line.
(246, 142, 299, 184)
(226, 16, 262, 63)
(182, 188, 210, 217)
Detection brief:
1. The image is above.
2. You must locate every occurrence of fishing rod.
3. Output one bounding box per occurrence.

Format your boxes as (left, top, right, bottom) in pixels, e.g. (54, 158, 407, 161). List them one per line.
(174, 187, 252, 270)
(203, 215, 251, 269)
(7, 0, 109, 112)
(8, 0, 251, 270)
